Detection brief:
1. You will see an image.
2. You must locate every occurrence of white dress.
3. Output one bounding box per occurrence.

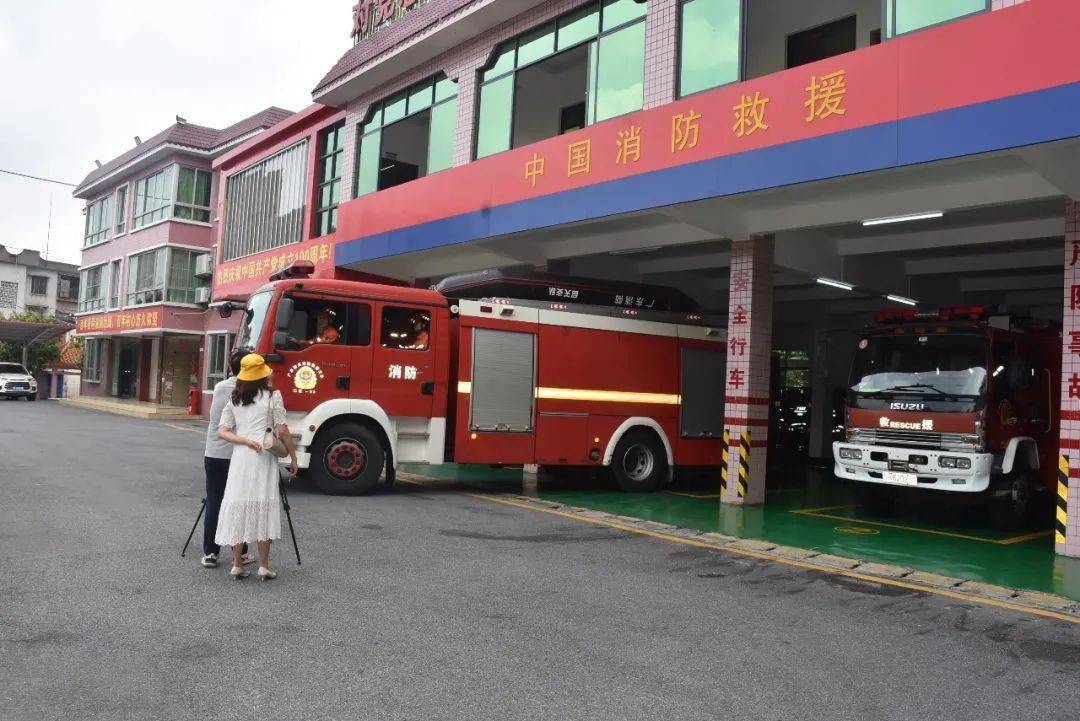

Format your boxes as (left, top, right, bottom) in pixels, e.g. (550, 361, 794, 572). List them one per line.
(215, 389, 286, 546)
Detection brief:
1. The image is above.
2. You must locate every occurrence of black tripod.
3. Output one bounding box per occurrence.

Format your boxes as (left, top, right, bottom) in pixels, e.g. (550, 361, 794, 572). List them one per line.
(181, 478, 301, 565)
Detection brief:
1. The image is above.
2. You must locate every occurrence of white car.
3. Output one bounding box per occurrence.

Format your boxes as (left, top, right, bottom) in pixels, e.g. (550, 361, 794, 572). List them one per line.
(0, 362, 38, 400)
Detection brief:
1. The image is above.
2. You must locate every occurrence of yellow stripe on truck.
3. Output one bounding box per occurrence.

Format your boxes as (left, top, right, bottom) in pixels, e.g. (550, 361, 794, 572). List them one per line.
(456, 382, 679, 405)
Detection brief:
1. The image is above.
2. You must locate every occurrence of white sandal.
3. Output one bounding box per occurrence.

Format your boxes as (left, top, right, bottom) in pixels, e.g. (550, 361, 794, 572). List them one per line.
(257, 567, 277, 581)
(230, 565, 250, 580)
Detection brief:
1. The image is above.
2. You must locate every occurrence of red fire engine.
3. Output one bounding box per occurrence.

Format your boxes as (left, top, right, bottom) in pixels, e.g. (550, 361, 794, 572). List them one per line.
(833, 306, 1061, 528)
(232, 263, 727, 494)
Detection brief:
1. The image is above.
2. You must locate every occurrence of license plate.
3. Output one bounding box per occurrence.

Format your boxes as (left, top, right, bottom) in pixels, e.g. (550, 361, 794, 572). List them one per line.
(883, 470, 918, 486)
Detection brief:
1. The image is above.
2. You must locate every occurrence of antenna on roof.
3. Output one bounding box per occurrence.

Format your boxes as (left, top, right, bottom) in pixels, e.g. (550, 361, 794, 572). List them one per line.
(94, 160, 102, 168)
(176, 115, 187, 124)
(134, 136, 142, 145)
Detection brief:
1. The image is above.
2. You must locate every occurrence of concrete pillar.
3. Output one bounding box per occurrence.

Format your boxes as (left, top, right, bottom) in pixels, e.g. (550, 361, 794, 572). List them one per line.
(1058, 201, 1080, 557)
(722, 236, 773, 505)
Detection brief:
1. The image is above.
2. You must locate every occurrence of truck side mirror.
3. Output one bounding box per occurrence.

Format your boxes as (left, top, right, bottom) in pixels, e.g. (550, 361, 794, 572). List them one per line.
(275, 297, 294, 331)
(273, 331, 297, 351)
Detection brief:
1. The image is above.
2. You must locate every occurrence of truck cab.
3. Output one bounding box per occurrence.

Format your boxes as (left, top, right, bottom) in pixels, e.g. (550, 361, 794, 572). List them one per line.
(833, 306, 1060, 527)
(236, 265, 450, 494)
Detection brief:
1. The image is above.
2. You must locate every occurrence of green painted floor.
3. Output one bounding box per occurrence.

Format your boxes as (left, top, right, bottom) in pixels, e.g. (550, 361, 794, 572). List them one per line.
(400, 463, 1080, 601)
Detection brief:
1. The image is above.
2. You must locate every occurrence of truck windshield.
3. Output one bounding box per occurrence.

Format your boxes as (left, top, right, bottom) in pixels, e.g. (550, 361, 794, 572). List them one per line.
(850, 334, 987, 398)
(237, 291, 273, 353)
(0, 363, 30, 375)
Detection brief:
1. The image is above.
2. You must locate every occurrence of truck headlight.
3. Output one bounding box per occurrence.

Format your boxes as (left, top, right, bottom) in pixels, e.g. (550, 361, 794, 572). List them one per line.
(939, 456, 971, 469)
(839, 448, 863, 460)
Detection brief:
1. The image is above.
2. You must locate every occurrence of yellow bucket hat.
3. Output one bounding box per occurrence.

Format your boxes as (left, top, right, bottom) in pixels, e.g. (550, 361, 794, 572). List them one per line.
(236, 353, 272, 381)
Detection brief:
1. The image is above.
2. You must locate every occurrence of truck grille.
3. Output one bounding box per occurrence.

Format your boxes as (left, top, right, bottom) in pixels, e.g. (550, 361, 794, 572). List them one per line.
(848, 428, 979, 450)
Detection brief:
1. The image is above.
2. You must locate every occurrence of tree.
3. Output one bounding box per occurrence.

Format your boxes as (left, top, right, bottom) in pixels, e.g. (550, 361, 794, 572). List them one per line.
(0, 311, 64, 376)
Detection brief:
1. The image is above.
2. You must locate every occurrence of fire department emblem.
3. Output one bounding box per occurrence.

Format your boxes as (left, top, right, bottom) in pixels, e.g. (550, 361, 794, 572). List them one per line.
(287, 361, 325, 394)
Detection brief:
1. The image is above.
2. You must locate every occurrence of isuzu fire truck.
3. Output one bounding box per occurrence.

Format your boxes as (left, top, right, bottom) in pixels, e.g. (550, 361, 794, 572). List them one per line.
(833, 306, 1060, 527)
(233, 263, 727, 495)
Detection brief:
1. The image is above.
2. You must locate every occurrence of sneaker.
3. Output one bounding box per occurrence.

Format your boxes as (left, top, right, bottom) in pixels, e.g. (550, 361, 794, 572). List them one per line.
(201, 553, 218, 568)
(230, 565, 250, 580)
(241, 553, 256, 566)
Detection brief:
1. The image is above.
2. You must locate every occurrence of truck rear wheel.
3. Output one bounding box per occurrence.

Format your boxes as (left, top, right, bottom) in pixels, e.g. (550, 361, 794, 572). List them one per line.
(611, 430, 667, 493)
(987, 473, 1033, 530)
(309, 423, 385, 496)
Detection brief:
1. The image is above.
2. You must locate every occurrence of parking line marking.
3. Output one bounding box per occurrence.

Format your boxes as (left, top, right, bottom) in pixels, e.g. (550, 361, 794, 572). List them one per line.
(790, 507, 1052, 545)
(450, 489, 1079, 625)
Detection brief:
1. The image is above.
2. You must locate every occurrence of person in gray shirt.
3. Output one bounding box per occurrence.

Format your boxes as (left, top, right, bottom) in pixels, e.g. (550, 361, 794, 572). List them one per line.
(201, 351, 250, 568)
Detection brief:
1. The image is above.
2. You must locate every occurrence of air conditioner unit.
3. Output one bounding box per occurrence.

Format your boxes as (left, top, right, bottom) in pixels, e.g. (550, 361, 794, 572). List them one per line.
(195, 286, 212, 305)
(194, 253, 213, 278)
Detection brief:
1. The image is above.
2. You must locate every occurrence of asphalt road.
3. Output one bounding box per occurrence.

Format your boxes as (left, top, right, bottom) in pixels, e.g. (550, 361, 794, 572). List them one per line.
(1, 401, 1079, 721)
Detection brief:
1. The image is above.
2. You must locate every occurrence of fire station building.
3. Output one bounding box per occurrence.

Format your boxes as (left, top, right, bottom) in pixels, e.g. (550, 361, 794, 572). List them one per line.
(75, 0, 1080, 569)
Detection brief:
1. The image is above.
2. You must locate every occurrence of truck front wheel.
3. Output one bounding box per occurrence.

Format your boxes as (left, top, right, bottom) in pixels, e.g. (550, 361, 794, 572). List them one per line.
(987, 473, 1033, 530)
(309, 423, 386, 496)
(611, 431, 668, 492)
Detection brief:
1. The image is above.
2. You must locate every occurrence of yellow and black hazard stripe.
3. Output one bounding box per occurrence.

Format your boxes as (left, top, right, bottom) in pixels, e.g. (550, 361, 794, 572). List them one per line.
(1057, 454, 1069, 547)
(737, 430, 751, 499)
(721, 429, 729, 492)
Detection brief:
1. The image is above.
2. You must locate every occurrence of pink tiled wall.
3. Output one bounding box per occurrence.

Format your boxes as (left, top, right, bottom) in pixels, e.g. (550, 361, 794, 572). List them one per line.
(643, 0, 678, 109)
(1060, 201, 1080, 557)
(722, 236, 773, 505)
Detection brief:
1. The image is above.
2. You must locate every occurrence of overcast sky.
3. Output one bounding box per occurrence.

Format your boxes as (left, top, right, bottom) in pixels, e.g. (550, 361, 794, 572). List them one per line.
(0, 1, 350, 265)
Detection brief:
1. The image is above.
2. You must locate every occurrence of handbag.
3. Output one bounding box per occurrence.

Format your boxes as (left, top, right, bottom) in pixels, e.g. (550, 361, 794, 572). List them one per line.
(262, 392, 289, 458)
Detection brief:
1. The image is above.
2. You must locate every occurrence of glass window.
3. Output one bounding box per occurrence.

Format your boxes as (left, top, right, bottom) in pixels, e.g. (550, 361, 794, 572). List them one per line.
(355, 130, 382, 197)
(84, 195, 112, 246)
(29, 276, 48, 296)
(594, 21, 646, 122)
(354, 75, 459, 196)
(83, 339, 103, 383)
(285, 298, 371, 347)
(114, 186, 128, 234)
(483, 44, 517, 82)
(108, 260, 122, 309)
(408, 84, 433, 114)
(889, 0, 987, 37)
(166, 248, 199, 304)
(427, 97, 458, 175)
(517, 23, 556, 67)
(237, 291, 272, 352)
(383, 92, 408, 125)
(174, 167, 212, 222)
(679, 0, 742, 97)
(222, 140, 309, 261)
(205, 333, 236, 389)
(79, 265, 106, 312)
(558, 5, 600, 50)
(58, 275, 79, 302)
(315, 121, 345, 237)
(476, 75, 514, 159)
(475, 1, 647, 156)
(126, 248, 167, 306)
(601, 0, 647, 31)
(133, 165, 176, 229)
(380, 307, 431, 351)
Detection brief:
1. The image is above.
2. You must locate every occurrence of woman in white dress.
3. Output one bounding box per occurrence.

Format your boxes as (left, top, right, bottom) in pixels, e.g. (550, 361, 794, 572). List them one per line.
(216, 354, 298, 580)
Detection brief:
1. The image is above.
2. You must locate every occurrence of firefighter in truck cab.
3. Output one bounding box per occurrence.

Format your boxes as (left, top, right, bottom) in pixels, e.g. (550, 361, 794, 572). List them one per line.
(833, 306, 1060, 528)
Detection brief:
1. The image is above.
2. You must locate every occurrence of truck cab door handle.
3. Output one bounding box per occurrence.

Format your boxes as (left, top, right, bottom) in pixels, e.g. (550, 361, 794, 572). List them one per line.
(420, 381, 435, 395)
(337, 376, 351, 390)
